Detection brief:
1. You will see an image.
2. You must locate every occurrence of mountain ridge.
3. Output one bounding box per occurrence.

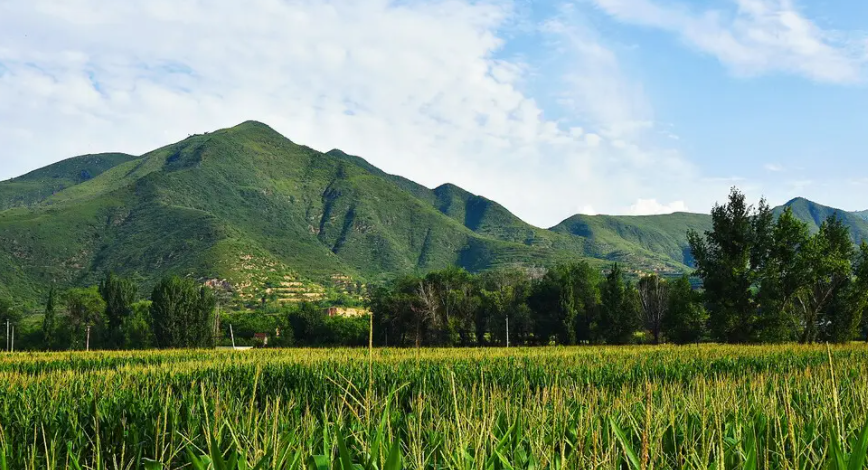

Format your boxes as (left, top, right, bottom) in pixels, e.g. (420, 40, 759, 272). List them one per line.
(2, 121, 865, 302)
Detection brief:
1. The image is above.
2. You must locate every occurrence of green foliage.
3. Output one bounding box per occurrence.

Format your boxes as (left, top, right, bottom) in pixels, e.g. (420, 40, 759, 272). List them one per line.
(599, 264, 641, 344)
(124, 300, 155, 349)
(149, 276, 216, 348)
(690, 191, 868, 345)
(4, 122, 868, 313)
(663, 276, 707, 344)
(0, 153, 136, 211)
(41, 287, 56, 349)
(98, 271, 138, 349)
(0, 295, 20, 326)
(529, 262, 599, 345)
(688, 188, 755, 343)
(1, 345, 868, 469)
(63, 286, 106, 349)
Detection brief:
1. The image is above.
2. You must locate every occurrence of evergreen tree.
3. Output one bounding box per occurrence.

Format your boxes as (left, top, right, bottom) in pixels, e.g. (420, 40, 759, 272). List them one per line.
(688, 188, 755, 343)
(150, 276, 215, 348)
(599, 264, 640, 344)
(98, 272, 137, 349)
(42, 287, 57, 349)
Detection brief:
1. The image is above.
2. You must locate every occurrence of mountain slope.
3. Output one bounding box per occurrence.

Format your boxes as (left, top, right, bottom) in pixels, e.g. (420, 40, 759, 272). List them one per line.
(550, 212, 714, 269)
(777, 198, 868, 243)
(0, 153, 136, 211)
(3, 121, 867, 303)
(0, 122, 576, 300)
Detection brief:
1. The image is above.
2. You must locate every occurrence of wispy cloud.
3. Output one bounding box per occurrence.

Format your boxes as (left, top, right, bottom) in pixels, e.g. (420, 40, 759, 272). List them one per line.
(0, 0, 734, 224)
(588, 0, 866, 83)
(764, 163, 784, 172)
(628, 199, 689, 215)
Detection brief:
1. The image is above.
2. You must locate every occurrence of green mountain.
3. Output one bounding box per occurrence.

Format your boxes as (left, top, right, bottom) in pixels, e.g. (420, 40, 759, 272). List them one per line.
(550, 212, 714, 268)
(775, 198, 868, 243)
(1, 121, 866, 302)
(0, 122, 576, 300)
(0, 153, 136, 211)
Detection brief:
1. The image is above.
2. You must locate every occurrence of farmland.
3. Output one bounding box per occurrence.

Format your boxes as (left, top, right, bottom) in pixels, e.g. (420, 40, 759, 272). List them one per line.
(2, 344, 868, 469)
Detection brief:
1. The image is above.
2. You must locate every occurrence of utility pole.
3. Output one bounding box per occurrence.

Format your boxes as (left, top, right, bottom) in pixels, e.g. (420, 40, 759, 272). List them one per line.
(86, 325, 91, 351)
(506, 314, 509, 348)
(213, 301, 220, 349)
(230, 324, 236, 349)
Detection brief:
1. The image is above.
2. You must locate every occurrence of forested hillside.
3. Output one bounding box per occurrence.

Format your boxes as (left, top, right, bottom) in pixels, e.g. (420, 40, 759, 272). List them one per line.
(2, 121, 867, 304)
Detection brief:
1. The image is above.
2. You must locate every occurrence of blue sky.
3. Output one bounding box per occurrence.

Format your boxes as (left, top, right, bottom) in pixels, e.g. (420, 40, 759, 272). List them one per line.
(0, 0, 866, 226)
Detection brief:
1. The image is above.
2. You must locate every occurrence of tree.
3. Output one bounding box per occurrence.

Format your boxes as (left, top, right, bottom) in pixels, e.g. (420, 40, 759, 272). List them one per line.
(599, 264, 641, 344)
(479, 268, 532, 346)
(638, 274, 668, 344)
(98, 272, 137, 349)
(414, 278, 440, 348)
(65, 287, 106, 350)
(425, 267, 477, 345)
(821, 242, 868, 343)
(794, 215, 853, 343)
(688, 188, 756, 343)
(42, 287, 57, 349)
(286, 302, 327, 345)
(663, 276, 707, 344)
(150, 276, 215, 348)
(529, 262, 600, 345)
(368, 276, 422, 347)
(753, 208, 809, 342)
(124, 300, 155, 349)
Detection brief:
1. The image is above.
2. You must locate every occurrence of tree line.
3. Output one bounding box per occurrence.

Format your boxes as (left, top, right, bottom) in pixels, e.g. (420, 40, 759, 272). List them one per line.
(3, 187, 868, 349)
(0, 272, 371, 351)
(1, 274, 217, 350)
(369, 189, 868, 346)
(368, 263, 705, 346)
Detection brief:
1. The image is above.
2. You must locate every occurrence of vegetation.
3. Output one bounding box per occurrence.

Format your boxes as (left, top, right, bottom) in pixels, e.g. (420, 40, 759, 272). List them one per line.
(149, 275, 217, 349)
(688, 188, 868, 344)
(2, 345, 868, 468)
(4, 121, 868, 306)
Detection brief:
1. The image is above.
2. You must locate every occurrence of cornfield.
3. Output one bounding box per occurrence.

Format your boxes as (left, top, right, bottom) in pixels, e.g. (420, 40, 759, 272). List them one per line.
(1, 344, 867, 469)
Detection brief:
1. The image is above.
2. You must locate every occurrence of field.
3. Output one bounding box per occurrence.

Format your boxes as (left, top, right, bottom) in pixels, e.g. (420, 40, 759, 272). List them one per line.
(2, 345, 868, 469)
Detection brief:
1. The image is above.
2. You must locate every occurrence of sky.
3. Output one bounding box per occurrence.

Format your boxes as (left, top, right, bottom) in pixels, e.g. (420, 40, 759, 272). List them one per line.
(1, 0, 867, 227)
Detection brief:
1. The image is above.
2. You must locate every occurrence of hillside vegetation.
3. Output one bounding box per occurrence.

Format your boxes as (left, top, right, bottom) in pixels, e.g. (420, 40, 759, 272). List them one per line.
(2, 121, 867, 301)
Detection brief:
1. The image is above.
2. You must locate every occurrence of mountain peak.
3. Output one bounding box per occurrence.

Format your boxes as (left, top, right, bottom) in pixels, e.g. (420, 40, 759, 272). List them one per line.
(231, 120, 273, 130)
(434, 183, 473, 197)
(326, 149, 349, 157)
(783, 196, 816, 206)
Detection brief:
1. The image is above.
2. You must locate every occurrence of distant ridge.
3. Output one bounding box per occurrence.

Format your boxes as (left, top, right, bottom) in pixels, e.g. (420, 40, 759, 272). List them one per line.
(2, 121, 866, 300)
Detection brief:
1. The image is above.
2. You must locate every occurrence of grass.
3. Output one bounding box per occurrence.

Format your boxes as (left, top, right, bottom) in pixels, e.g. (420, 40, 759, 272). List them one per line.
(1, 344, 868, 469)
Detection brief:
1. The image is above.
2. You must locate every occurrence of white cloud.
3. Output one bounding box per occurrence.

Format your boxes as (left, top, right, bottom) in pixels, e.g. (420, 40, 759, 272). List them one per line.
(628, 198, 689, 215)
(764, 163, 784, 172)
(0, 0, 725, 227)
(589, 0, 866, 83)
(579, 205, 598, 215)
